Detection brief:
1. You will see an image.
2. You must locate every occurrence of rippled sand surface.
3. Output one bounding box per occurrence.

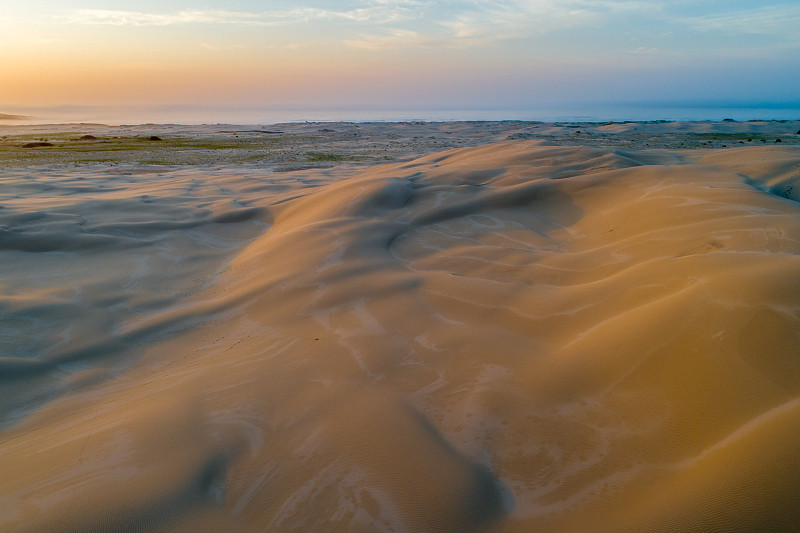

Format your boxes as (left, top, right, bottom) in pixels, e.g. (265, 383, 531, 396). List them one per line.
(2, 132, 800, 531)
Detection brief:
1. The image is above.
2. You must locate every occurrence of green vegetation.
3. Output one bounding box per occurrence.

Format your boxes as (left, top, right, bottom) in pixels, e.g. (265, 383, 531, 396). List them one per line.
(0, 135, 275, 166)
(0, 132, 378, 167)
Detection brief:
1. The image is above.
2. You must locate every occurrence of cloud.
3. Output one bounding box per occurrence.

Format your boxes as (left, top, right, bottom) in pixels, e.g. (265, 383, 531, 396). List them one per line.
(438, 2, 601, 42)
(61, 9, 260, 26)
(60, 2, 423, 27)
(445, 0, 660, 38)
(345, 0, 660, 50)
(683, 5, 800, 36)
(333, 0, 424, 23)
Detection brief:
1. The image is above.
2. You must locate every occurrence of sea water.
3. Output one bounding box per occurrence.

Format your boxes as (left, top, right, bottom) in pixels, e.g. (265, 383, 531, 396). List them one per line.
(2, 102, 799, 126)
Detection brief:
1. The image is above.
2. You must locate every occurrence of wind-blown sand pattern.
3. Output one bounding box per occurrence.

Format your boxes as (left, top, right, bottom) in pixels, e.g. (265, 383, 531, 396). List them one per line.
(2, 122, 800, 532)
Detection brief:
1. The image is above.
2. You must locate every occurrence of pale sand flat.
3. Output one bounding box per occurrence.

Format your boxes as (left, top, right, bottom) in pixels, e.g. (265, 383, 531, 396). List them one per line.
(1, 119, 798, 167)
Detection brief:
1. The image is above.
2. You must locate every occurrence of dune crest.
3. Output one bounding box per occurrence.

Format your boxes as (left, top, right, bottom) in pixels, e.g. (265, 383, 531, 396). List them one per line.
(2, 140, 800, 531)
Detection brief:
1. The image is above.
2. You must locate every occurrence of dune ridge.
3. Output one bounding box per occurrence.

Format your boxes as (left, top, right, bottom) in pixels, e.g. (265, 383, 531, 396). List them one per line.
(2, 138, 800, 531)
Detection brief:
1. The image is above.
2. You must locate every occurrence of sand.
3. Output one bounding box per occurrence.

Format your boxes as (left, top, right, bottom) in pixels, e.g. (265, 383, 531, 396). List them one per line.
(1, 119, 797, 168)
(2, 121, 800, 532)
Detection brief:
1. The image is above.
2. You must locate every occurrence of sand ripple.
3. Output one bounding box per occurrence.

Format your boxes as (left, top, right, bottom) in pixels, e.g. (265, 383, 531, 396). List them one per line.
(2, 141, 800, 531)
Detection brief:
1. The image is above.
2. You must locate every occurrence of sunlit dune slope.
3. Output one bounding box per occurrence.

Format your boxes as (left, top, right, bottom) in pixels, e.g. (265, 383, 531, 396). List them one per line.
(2, 140, 800, 532)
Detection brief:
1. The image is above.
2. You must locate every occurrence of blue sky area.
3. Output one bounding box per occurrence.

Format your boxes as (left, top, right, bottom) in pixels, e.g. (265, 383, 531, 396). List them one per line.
(2, 1, 799, 109)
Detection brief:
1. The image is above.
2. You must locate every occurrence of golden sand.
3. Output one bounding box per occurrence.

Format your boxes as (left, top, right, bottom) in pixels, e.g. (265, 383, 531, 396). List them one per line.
(2, 122, 800, 531)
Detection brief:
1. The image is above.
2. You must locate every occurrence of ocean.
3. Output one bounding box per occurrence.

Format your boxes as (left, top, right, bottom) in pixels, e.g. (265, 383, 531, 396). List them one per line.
(2, 102, 799, 126)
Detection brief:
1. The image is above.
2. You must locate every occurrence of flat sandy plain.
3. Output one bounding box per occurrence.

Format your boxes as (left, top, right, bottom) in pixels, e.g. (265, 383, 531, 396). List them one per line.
(2, 120, 800, 532)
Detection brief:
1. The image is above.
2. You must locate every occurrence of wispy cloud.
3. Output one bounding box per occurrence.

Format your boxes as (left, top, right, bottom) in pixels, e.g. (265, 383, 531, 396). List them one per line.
(62, 10, 261, 26)
(345, 0, 660, 50)
(437, 1, 601, 43)
(683, 5, 800, 36)
(60, 2, 423, 27)
(60, 1, 800, 56)
(448, 0, 659, 37)
(334, 0, 424, 23)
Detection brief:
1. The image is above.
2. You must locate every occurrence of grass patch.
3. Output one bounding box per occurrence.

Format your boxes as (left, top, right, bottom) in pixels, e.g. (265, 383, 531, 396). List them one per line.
(0, 131, 383, 167)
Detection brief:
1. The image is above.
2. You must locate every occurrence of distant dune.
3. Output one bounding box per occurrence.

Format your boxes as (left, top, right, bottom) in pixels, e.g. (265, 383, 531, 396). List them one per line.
(0, 113, 28, 120)
(1, 123, 800, 531)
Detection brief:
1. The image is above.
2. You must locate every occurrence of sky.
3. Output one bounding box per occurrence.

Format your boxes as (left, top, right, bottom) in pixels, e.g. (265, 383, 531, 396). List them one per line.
(2, 0, 800, 110)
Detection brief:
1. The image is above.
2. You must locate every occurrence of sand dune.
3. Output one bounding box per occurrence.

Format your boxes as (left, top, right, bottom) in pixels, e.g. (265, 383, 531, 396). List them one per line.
(2, 133, 800, 531)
